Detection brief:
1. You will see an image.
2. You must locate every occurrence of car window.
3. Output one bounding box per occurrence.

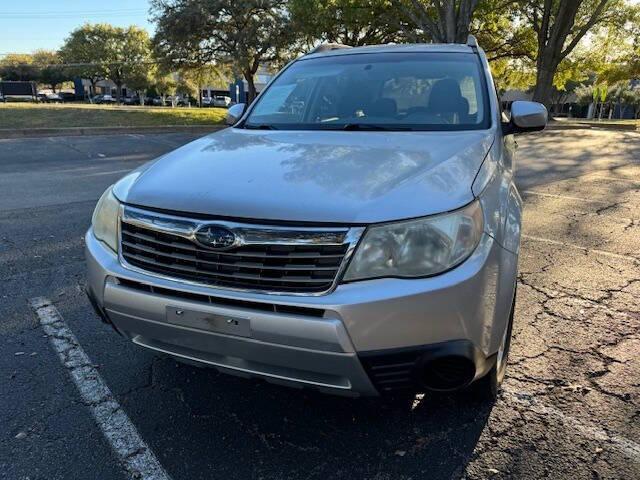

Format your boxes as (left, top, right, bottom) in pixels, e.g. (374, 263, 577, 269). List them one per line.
(245, 52, 490, 131)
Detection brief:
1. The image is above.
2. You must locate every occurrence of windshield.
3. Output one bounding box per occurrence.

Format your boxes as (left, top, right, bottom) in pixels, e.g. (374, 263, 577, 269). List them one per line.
(244, 52, 490, 131)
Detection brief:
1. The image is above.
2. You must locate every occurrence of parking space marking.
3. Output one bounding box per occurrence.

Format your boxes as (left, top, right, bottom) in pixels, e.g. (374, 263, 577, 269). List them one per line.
(504, 387, 640, 463)
(522, 234, 639, 262)
(522, 190, 608, 203)
(78, 169, 133, 178)
(585, 174, 640, 184)
(29, 297, 172, 480)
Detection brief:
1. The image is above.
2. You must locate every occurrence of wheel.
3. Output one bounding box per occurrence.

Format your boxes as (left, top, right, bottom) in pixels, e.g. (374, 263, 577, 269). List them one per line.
(473, 288, 516, 400)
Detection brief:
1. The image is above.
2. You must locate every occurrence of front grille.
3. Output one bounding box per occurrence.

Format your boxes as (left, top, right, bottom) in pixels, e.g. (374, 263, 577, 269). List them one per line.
(119, 208, 359, 294)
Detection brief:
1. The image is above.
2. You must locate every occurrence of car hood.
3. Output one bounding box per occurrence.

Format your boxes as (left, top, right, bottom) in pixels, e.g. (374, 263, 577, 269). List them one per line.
(117, 128, 494, 224)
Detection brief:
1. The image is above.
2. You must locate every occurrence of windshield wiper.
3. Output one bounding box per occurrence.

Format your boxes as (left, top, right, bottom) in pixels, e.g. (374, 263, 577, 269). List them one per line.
(244, 124, 278, 130)
(341, 123, 410, 131)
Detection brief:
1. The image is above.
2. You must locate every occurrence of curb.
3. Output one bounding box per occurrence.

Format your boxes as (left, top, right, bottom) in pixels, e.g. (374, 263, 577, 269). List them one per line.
(0, 125, 226, 139)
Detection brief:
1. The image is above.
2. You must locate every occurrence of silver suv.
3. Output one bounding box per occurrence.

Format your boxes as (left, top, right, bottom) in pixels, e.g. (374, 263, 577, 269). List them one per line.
(86, 37, 546, 398)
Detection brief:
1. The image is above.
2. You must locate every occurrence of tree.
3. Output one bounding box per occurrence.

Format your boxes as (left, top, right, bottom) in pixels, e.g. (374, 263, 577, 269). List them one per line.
(152, 0, 293, 103)
(628, 87, 640, 119)
(608, 82, 635, 119)
(178, 64, 230, 106)
(399, 0, 481, 43)
(126, 65, 154, 105)
(60, 24, 152, 102)
(153, 71, 178, 106)
(472, 1, 537, 62)
(99, 25, 153, 103)
(575, 83, 595, 106)
(520, 0, 623, 109)
(0, 54, 38, 81)
(32, 50, 69, 92)
(59, 24, 109, 96)
(289, 0, 404, 46)
(594, 4, 640, 83)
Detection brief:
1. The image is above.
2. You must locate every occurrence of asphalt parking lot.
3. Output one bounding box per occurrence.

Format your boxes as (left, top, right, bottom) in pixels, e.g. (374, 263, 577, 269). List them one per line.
(1, 128, 639, 479)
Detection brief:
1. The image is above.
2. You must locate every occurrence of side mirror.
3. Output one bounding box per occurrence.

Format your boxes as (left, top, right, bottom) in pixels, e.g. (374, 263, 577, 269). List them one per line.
(225, 103, 246, 125)
(503, 101, 547, 135)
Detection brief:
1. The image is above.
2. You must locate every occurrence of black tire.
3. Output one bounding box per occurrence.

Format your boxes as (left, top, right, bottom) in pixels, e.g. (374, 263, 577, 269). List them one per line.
(472, 288, 516, 400)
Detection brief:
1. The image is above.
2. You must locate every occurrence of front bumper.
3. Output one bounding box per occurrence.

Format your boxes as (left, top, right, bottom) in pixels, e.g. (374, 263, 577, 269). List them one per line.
(85, 227, 517, 396)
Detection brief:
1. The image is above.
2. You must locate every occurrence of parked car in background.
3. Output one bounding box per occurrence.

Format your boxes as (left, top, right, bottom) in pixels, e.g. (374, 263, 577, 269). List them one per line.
(37, 92, 63, 103)
(123, 96, 141, 106)
(86, 37, 547, 400)
(58, 92, 77, 102)
(213, 95, 231, 107)
(93, 94, 116, 104)
(201, 96, 213, 107)
(166, 96, 189, 107)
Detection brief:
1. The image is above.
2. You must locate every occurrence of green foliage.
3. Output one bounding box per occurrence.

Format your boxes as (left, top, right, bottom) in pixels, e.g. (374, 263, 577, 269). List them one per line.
(575, 84, 595, 105)
(152, 0, 292, 101)
(99, 25, 153, 100)
(289, 0, 402, 46)
(398, 0, 480, 43)
(32, 50, 70, 92)
(59, 24, 109, 86)
(60, 23, 153, 100)
(0, 54, 39, 81)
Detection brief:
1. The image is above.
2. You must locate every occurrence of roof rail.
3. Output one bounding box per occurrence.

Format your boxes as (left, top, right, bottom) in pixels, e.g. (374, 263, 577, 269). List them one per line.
(466, 35, 478, 48)
(306, 43, 353, 55)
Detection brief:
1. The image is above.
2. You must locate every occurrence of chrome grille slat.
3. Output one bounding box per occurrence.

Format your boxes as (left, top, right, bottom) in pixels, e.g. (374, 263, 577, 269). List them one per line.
(123, 251, 336, 284)
(119, 206, 364, 295)
(122, 230, 346, 259)
(121, 241, 341, 271)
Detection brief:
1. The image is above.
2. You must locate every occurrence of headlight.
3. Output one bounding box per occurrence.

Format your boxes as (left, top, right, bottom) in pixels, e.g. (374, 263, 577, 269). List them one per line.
(343, 201, 483, 281)
(92, 187, 120, 253)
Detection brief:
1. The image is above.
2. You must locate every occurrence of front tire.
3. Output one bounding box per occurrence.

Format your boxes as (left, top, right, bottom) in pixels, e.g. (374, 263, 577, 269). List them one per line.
(473, 289, 516, 399)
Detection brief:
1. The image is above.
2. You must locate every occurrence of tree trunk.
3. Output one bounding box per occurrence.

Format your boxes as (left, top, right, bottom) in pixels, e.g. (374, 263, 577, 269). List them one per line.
(90, 79, 98, 101)
(115, 82, 122, 104)
(245, 72, 257, 104)
(532, 66, 556, 111)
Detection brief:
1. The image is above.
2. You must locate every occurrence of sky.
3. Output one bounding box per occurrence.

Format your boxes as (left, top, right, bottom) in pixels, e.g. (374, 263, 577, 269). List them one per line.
(0, 0, 154, 54)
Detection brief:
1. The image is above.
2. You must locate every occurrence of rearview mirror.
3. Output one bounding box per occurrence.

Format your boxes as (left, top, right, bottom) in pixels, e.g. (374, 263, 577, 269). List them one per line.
(504, 101, 547, 135)
(225, 103, 246, 126)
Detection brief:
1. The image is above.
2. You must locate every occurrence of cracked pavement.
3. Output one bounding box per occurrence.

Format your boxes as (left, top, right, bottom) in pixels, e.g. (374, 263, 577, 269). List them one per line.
(1, 129, 639, 479)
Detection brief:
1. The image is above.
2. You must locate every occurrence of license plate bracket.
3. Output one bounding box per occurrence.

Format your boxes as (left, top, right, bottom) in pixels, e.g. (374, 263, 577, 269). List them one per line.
(166, 306, 251, 337)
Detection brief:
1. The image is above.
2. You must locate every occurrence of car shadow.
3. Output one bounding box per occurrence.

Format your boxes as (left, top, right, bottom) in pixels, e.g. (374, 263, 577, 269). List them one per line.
(144, 358, 495, 479)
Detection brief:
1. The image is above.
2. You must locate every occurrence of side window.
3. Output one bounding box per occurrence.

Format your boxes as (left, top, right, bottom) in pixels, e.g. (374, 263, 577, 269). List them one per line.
(459, 76, 478, 116)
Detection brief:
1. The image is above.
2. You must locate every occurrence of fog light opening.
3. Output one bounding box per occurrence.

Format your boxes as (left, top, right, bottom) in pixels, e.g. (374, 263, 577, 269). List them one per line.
(419, 355, 476, 391)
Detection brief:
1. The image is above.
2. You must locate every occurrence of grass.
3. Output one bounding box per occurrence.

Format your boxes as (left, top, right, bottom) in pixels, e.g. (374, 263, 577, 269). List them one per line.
(0, 102, 227, 129)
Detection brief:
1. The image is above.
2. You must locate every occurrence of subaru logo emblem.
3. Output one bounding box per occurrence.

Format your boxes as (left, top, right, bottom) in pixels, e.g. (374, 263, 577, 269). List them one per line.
(194, 225, 237, 250)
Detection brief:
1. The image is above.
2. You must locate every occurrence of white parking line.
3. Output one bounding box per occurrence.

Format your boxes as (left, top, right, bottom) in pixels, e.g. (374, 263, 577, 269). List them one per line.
(522, 234, 639, 262)
(78, 169, 132, 178)
(29, 297, 172, 480)
(504, 387, 640, 463)
(586, 175, 640, 184)
(522, 190, 608, 203)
